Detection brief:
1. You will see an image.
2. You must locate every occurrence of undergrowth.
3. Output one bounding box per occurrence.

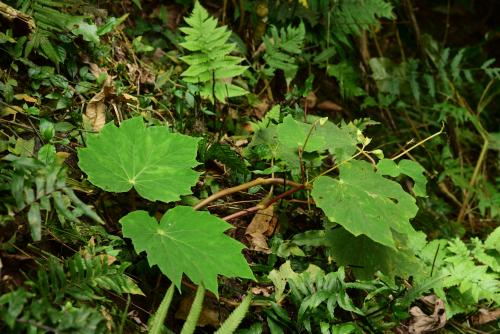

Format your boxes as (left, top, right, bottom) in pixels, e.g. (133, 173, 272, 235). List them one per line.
(0, 0, 499, 333)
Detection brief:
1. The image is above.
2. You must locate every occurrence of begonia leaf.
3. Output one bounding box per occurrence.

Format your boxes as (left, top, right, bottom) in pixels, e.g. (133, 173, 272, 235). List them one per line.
(312, 160, 418, 249)
(78, 117, 200, 202)
(120, 206, 254, 295)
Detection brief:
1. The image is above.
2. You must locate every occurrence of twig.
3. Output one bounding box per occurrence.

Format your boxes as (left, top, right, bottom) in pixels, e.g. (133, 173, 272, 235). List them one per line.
(222, 184, 305, 221)
(193, 177, 304, 210)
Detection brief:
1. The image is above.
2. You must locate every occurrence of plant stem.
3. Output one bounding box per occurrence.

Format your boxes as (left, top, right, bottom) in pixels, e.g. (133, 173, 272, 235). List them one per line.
(222, 184, 305, 221)
(180, 284, 205, 334)
(390, 124, 444, 161)
(148, 283, 175, 334)
(193, 177, 304, 210)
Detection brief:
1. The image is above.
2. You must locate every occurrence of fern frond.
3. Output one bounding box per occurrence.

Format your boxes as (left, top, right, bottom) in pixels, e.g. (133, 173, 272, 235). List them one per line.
(332, 0, 394, 39)
(262, 22, 305, 87)
(6, 154, 103, 241)
(179, 2, 248, 102)
(31, 253, 143, 304)
(201, 141, 250, 182)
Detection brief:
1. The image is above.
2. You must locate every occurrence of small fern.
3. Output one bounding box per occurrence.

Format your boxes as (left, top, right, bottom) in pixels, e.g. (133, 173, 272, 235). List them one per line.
(3, 150, 103, 241)
(0, 251, 142, 333)
(180, 2, 248, 103)
(30, 252, 143, 303)
(331, 0, 394, 45)
(12, 0, 102, 69)
(262, 22, 305, 88)
(199, 139, 250, 183)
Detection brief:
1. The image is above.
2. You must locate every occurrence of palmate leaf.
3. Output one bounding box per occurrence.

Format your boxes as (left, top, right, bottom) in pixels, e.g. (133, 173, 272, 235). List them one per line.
(377, 158, 427, 197)
(325, 228, 424, 280)
(78, 117, 200, 202)
(292, 229, 426, 281)
(311, 160, 418, 249)
(120, 206, 254, 295)
(275, 115, 326, 153)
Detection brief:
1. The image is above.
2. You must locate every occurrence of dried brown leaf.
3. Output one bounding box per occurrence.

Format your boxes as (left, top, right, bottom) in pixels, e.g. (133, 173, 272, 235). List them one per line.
(85, 90, 106, 132)
(408, 297, 446, 334)
(471, 308, 500, 325)
(245, 205, 277, 254)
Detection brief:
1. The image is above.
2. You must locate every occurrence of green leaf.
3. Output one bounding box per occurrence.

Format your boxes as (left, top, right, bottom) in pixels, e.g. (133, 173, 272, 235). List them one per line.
(377, 159, 427, 197)
(324, 228, 424, 280)
(78, 117, 200, 202)
(96, 14, 129, 36)
(28, 202, 42, 241)
(312, 160, 418, 248)
(274, 115, 326, 153)
(485, 226, 500, 250)
(120, 206, 254, 295)
(67, 18, 100, 43)
(316, 121, 358, 162)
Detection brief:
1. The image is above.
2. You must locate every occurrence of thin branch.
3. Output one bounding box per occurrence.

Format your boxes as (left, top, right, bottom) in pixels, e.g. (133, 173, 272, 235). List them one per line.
(222, 184, 305, 221)
(193, 177, 304, 210)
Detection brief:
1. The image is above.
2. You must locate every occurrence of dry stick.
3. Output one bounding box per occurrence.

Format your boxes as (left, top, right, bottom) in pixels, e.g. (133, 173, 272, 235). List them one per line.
(193, 177, 304, 211)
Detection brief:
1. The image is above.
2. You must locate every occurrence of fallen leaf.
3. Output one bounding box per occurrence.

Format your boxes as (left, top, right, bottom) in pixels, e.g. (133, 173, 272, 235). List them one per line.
(1, 105, 23, 117)
(247, 232, 271, 253)
(251, 286, 272, 297)
(85, 90, 106, 132)
(408, 297, 446, 334)
(245, 205, 277, 254)
(246, 205, 277, 236)
(234, 139, 248, 147)
(14, 94, 37, 103)
(121, 93, 138, 102)
(471, 308, 500, 325)
(317, 100, 343, 112)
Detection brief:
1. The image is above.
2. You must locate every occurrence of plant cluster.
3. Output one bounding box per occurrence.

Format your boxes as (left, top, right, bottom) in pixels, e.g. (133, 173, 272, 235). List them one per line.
(0, 0, 499, 333)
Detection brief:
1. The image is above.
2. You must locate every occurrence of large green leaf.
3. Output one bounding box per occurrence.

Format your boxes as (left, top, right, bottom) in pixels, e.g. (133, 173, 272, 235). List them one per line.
(311, 160, 418, 248)
(120, 206, 254, 295)
(274, 115, 326, 153)
(377, 159, 427, 197)
(293, 229, 425, 280)
(324, 228, 425, 281)
(78, 117, 200, 202)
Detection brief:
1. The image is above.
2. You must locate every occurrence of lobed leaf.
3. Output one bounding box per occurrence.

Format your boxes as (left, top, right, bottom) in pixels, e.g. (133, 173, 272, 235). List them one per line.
(78, 117, 201, 202)
(312, 160, 418, 248)
(120, 206, 254, 295)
